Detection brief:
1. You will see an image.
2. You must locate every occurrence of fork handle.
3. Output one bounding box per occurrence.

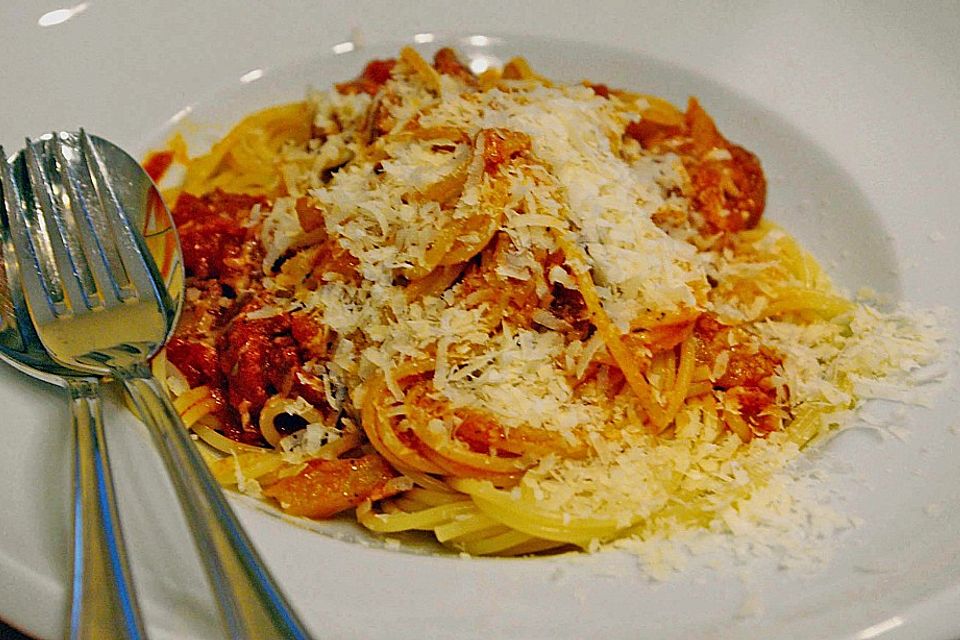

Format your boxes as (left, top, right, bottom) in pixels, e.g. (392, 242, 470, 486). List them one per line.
(118, 368, 310, 640)
(66, 378, 146, 640)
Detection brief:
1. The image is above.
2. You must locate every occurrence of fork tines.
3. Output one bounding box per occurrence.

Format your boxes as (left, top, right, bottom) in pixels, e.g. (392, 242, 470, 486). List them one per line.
(1, 142, 69, 320)
(0, 146, 34, 348)
(1, 132, 156, 324)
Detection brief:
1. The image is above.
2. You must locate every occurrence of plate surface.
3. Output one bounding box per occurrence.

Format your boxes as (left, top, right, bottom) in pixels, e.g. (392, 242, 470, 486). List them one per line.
(1, 3, 959, 639)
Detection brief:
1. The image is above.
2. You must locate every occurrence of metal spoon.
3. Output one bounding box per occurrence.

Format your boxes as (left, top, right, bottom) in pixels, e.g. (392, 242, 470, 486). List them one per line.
(3, 131, 311, 639)
(0, 147, 146, 639)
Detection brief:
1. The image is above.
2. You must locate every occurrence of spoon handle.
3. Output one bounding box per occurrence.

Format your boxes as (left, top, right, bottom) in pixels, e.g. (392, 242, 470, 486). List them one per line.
(118, 367, 310, 640)
(66, 378, 146, 640)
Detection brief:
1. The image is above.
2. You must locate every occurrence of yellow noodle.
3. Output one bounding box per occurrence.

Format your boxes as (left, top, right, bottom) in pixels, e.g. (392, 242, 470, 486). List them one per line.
(194, 425, 267, 455)
(148, 48, 915, 560)
(356, 500, 476, 533)
(433, 512, 500, 543)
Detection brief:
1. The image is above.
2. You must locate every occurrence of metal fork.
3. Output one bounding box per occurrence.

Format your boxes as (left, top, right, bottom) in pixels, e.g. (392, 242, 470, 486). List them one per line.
(2, 132, 310, 640)
(0, 154, 145, 639)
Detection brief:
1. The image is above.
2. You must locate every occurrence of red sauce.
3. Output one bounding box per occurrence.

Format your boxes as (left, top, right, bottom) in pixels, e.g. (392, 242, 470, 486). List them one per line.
(217, 313, 291, 413)
(262, 454, 399, 518)
(624, 97, 766, 233)
(363, 59, 396, 85)
(172, 190, 265, 280)
(693, 314, 783, 434)
(433, 48, 474, 81)
(454, 411, 519, 456)
(164, 335, 238, 437)
(165, 337, 219, 388)
(479, 128, 531, 175)
(624, 119, 683, 149)
(290, 312, 329, 359)
(335, 58, 397, 95)
(143, 150, 174, 183)
(588, 83, 612, 98)
(686, 143, 766, 232)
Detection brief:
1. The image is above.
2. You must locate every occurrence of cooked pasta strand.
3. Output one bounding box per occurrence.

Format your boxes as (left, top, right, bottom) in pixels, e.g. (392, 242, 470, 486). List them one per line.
(148, 46, 935, 560)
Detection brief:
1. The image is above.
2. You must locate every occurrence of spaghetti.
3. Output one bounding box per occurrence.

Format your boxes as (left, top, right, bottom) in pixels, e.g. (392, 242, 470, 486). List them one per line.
(150, 47, 939, 557)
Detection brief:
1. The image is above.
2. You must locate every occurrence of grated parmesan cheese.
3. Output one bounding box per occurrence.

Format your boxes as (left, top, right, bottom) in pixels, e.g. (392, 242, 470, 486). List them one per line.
(195, 50, 952, 569)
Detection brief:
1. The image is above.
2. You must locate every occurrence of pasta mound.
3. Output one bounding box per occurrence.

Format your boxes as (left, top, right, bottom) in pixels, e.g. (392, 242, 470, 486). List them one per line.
(150, 47, 941, 557)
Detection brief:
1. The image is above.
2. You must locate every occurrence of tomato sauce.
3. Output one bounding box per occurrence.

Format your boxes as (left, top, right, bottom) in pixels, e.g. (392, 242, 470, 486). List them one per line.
(625, 98, 766, 234)
(143, 150, 174, 183)
(335, 58, 397, 95)
(172, 190, 265, 280)
(693, 314, 783, 434)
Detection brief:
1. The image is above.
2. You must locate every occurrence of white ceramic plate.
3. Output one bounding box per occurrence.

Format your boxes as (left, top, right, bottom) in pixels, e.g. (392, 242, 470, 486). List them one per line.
(2, 2, 959, 639)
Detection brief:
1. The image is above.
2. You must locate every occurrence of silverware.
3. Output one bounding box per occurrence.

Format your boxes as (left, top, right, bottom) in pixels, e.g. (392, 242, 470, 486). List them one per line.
(2, 131, 311, 639)
(0, 149, 146, 639)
